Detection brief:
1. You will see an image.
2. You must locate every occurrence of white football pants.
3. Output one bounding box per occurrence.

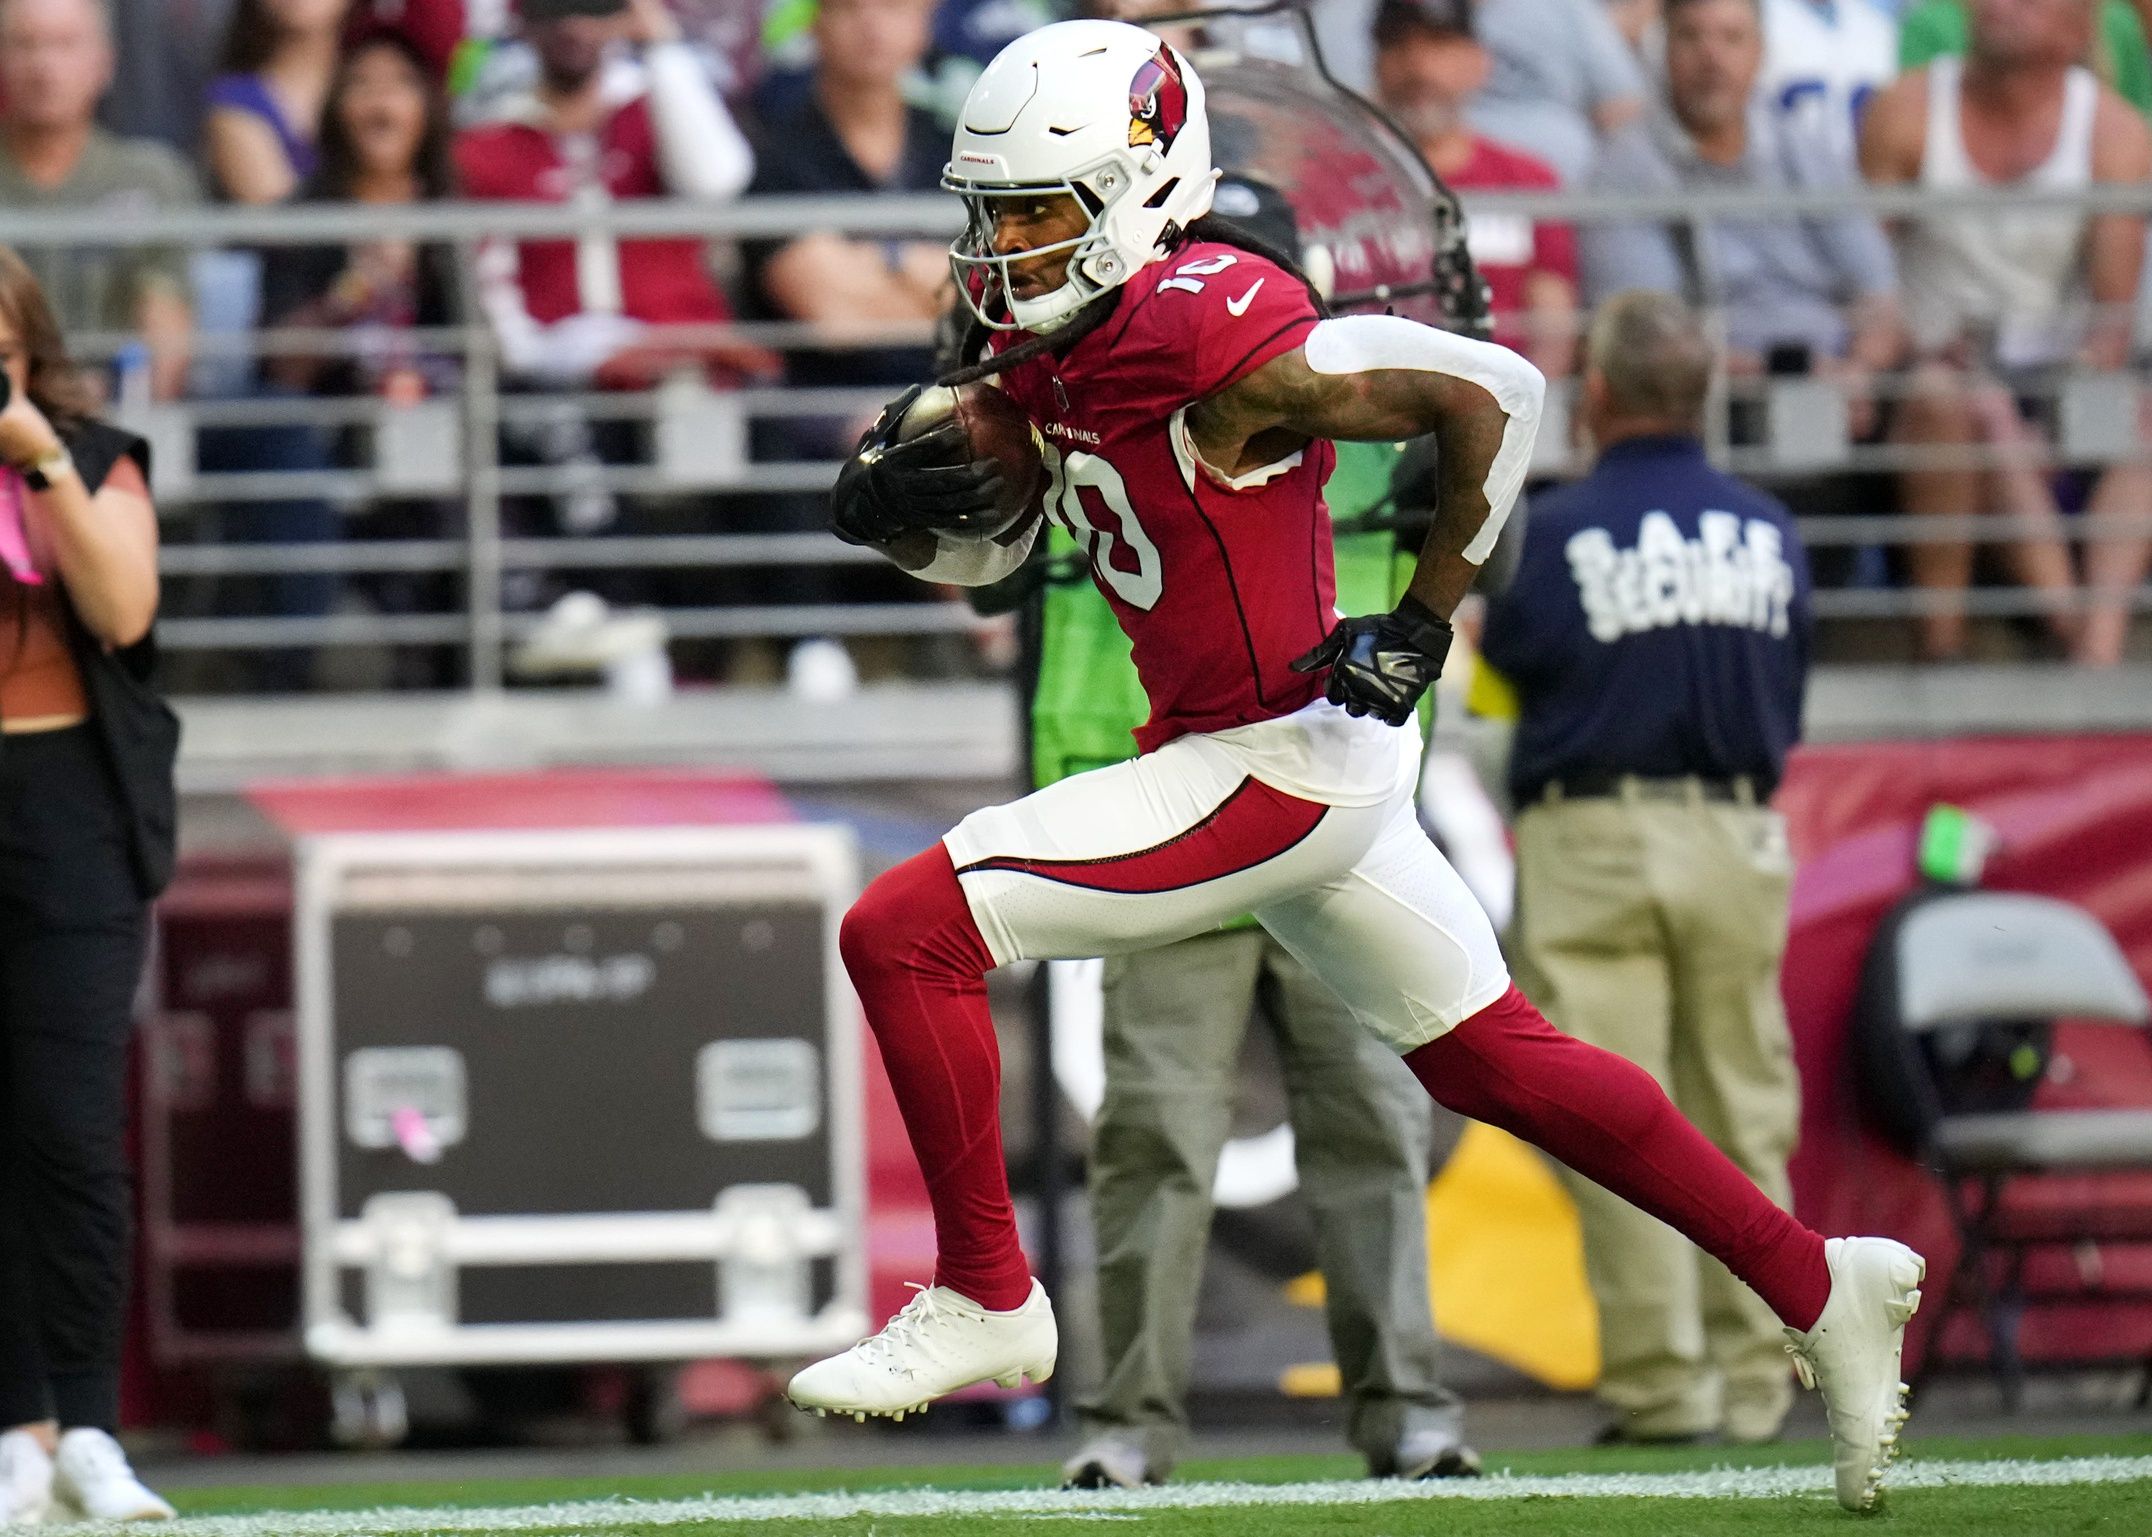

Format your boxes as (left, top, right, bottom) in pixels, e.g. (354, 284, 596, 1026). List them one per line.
(943, 705, 1510, 1051)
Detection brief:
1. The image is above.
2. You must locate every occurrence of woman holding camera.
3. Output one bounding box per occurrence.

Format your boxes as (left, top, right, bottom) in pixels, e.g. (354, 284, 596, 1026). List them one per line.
(0, 246, 179, 1524)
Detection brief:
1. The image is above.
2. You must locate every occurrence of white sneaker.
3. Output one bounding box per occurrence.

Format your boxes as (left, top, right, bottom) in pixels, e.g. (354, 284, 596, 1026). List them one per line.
(1377, 1428, 1483, 1480)
(1062, 1433, 1156, 1489)
(51, 1429, 174, 1522)
(1784, 1236, 1926, 1512)
(0, 1429, 54, 1525)
(788, 1279, 1057, 1420)
(785, 637, 858, 703)
(509, 591, 670, 680)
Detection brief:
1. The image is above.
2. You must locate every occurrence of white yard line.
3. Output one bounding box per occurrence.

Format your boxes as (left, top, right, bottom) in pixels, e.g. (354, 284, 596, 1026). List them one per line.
(38, 1454, 2152, 1536)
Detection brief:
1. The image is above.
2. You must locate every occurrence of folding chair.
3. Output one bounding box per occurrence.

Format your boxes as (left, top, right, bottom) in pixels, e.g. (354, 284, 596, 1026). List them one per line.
(1855, 888, 2152, 1408)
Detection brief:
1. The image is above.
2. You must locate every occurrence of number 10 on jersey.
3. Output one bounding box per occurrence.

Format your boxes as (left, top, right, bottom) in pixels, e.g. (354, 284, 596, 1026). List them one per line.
(1040, 440, 1164, 611)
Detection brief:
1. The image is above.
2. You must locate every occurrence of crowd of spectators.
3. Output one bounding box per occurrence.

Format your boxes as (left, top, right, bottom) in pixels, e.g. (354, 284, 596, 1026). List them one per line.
(0, 0, 2146, 685)
(1361, 0, 2152, 665)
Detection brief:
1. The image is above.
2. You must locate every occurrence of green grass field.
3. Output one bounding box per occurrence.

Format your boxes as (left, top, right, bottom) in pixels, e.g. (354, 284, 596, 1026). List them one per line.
(136, 1431, 2152, 1537)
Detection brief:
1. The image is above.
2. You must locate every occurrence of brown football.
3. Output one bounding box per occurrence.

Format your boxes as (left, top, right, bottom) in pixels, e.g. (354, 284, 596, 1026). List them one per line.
(895, 381, 1048, 538)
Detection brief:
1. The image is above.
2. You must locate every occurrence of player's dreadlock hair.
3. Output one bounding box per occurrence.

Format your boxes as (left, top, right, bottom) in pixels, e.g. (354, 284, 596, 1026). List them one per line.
(936, 213, 1332, 387)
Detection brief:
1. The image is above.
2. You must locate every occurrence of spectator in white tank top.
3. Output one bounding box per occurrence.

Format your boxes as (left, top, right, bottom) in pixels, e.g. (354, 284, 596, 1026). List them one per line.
(1862, 0, 2152, 664)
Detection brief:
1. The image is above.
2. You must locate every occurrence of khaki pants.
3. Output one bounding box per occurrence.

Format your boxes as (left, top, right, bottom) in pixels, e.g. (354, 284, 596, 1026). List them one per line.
(1079, 926, 1463, 1472)
(1508, 786, 1799, 1442)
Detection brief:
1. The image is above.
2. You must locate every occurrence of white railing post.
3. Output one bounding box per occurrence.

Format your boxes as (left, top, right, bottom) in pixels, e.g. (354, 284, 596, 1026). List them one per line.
(455, 239, 506, 692)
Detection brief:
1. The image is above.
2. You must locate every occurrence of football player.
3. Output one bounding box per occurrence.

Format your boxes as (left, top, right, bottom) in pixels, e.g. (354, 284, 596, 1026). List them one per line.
(799, 19, 1922, 1514)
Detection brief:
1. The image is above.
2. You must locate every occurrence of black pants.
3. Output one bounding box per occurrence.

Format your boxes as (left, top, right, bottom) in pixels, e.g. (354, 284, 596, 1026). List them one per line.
(0, 725, 147, 1432)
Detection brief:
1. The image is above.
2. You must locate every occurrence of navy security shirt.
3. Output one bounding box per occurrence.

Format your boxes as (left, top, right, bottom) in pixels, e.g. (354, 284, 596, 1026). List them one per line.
(1481, 435, 1813, 806)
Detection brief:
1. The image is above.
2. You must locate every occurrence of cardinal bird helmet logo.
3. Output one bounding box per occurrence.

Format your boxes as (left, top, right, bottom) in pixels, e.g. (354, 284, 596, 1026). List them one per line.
(1127, 47, 1190, 151)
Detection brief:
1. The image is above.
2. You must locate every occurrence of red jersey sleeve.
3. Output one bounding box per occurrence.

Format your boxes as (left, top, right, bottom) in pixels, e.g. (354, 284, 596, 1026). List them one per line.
(1535, 218, 1579, 287)
(453, 126, 509, 199)
(1508, 151, 1577, 288)
(1146, 245, 1321, 400)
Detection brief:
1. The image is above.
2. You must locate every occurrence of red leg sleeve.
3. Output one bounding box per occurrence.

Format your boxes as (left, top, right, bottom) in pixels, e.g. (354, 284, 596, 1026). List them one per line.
(839, 844, 1034, 1312)
(1404, 985, 1829, 1331)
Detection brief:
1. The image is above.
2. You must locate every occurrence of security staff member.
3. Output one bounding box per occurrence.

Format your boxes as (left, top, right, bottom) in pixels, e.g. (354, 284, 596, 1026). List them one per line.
(1482, 290, 1813, 1447)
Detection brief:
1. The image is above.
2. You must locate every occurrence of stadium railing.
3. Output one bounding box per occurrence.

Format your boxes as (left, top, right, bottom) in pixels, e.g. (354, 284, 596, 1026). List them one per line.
(4, 181, 2146, 713)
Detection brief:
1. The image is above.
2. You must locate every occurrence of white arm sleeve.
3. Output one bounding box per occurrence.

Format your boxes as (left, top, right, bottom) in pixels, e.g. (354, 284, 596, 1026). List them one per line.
(1302, 314, 1545, 563)
(644, 42, 755, 202)
(475, 238, 643, 381)
(908, 517, 1041, 586)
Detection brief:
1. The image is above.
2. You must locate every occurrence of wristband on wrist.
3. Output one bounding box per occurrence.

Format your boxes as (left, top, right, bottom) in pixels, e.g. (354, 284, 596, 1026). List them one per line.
(1393, 593, 1454, 644)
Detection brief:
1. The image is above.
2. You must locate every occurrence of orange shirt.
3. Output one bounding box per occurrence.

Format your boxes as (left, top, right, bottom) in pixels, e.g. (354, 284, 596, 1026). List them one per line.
(0, 579, 90, 723)
(0, 455, 152, 728)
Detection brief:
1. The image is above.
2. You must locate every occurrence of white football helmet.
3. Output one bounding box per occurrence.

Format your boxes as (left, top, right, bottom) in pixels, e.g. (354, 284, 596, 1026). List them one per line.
(945, 19, 1219, 334)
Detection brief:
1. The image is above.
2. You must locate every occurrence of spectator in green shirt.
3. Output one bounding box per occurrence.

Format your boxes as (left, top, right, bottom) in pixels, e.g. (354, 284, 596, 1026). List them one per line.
(1899, 0, 2152, 112)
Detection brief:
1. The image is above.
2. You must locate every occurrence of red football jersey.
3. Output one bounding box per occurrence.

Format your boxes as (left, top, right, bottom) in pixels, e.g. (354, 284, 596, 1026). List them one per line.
(455, 101, 732, 329)
(994, 241, 1337, 753)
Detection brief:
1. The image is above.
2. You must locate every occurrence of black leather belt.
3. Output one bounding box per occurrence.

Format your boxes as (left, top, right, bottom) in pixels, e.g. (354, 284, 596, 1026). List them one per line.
(1530, 772, 1766, 807)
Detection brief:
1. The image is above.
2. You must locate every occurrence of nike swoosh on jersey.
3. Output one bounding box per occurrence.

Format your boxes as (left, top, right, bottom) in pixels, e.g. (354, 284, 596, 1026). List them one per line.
(1225, 278, 1266, 317)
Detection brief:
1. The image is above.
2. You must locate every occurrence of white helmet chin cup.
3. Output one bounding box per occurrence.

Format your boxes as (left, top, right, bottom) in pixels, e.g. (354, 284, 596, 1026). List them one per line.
(945, 19, 1219, 334)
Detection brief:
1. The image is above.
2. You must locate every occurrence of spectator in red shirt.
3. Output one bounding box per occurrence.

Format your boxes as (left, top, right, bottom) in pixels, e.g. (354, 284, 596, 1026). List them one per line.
(454, 0, 761, 390)
(1373, 0, 1579, 376)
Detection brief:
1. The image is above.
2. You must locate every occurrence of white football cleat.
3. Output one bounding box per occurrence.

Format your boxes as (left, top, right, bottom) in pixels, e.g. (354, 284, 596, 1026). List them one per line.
(788, 1279, 1057, 1420)
(0, 1427, 54, 1525)
(51, 1428, 174, 1522)
(1784, 1236, 1926, 1513)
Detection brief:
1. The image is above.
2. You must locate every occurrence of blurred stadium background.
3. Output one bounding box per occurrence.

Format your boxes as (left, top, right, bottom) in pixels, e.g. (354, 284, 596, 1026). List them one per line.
(3, 0, 2148, 1517)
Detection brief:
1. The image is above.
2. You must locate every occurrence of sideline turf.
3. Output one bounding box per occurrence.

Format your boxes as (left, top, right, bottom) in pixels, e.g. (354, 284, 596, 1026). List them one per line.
(425, 1490, 2152, 1537)
(169, 1430, 2152, 1518)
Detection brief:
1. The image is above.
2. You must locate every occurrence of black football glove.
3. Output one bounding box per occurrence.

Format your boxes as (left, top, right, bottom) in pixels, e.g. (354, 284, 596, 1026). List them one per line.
(1289, 594, 1454, 727)
(829, 385, 1008, 546)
